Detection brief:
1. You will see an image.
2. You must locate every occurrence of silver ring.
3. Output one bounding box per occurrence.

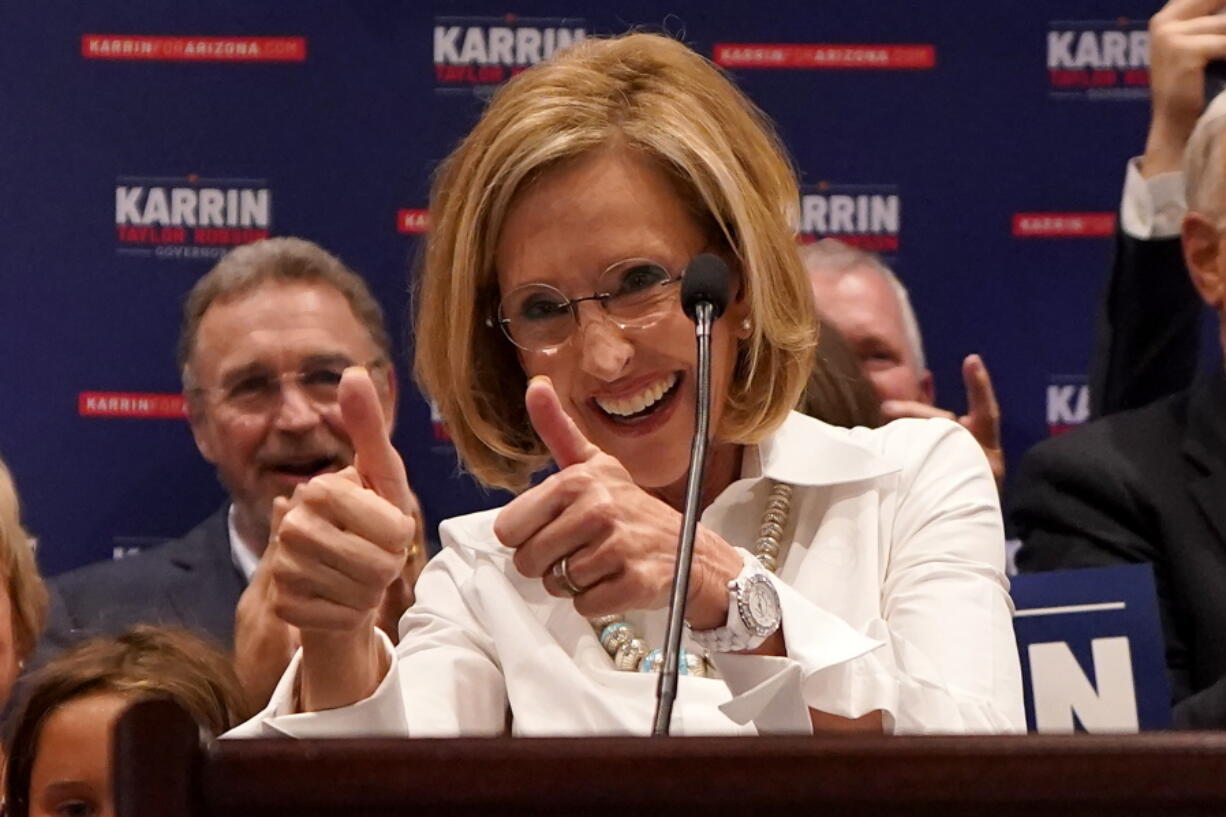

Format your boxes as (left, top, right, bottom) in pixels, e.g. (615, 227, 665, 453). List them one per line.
(552, 556, 583, 597)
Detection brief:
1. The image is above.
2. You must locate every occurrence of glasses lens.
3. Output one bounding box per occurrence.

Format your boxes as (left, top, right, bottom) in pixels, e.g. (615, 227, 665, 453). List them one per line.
(500, 283, 573, 350)
(219, 367, 348, 413)
(601, 261, 676, 325)
(300, 367, 345, 404)
(224, 375, 277, 411)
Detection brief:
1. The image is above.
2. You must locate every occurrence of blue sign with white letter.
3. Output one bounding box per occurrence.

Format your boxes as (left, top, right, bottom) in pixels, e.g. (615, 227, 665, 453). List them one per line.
(1011, 565, 1170, 732)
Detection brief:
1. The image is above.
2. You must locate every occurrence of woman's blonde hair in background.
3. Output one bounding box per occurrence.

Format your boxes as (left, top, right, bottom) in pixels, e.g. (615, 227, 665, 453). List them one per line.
(415, 32, 816, 491)
(0, 455, 48, 661)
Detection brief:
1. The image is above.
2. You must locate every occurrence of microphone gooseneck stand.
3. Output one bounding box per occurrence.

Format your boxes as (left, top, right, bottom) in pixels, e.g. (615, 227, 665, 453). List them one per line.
(652, 299, 714, 736)
(652, 253, 730, 737)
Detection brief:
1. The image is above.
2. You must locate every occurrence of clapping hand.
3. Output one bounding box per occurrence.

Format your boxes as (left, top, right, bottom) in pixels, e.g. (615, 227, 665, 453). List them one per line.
(234, 496, 299, 709)
(881, 354, 1004, 489)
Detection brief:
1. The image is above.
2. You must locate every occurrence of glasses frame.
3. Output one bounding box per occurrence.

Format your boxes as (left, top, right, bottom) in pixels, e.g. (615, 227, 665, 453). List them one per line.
(189, 357, 389, 415)
(489, 257, 685, 353)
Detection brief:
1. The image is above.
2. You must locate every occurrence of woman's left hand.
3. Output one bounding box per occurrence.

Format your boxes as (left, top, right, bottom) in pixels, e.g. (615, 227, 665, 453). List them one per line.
(493, 377, 742, 628)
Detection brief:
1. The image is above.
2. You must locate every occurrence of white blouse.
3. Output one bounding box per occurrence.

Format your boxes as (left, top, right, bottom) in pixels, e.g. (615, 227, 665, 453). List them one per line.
(232, 412, 1024, 738)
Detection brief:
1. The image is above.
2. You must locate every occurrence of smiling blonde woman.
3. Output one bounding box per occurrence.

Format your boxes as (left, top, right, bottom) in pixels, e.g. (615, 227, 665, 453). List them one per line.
(233, 32, 1024, 738)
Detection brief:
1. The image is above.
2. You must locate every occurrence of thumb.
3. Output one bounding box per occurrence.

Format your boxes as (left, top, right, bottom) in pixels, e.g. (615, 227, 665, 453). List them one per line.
(525, 376, 600, 468)
(961, 354, 1002, 448)
(339, 366, 415, 515)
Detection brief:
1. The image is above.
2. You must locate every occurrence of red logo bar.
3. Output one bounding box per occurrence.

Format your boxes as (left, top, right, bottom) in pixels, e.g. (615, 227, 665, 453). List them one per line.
(397, 209, 429, 234)
(799, 234, 899, 252)
(81, 35, 306, 62)
(78, 392, 186, 419)
(1049, 68, 1149, 89)
(115, 227, 268, 246)
(713, 43, 935, 70)
(1012, 212, 1116, 238)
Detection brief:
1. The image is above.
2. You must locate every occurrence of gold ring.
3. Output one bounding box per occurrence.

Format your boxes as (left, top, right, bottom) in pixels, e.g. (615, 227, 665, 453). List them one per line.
(552, 556, 583, 597)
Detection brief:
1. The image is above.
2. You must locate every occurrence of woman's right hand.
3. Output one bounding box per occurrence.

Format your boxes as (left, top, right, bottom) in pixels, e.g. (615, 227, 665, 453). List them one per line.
(268, 367, 419, 711)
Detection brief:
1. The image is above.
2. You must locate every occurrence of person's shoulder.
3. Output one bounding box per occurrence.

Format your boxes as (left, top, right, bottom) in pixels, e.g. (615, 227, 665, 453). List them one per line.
(769, 411, 982, 493)
(437, 506, 509, 558)
(777, 408, 962, 454)
(1023, 390, 1188, 471)
(51, 510, 228, 599)
(853, 414, 966, 447)
(52, 539, 184, 598)
(42, 539, 192, 654)
(1010, 390, 1192, 524)
(847, 415, 980, 475)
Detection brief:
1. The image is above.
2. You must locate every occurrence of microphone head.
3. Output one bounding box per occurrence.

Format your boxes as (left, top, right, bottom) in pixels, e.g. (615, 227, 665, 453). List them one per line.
(681, 253, 732, 322)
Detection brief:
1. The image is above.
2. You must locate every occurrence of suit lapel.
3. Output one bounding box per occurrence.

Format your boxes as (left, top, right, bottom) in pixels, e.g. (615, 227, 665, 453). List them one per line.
(1183, 373, 1226, 550)
(162, 506, 247, 648)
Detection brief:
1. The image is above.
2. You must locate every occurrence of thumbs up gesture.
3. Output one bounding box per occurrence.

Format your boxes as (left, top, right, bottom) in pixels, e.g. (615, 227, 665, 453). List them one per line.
(494, 377, 742, 630)
(267, 367, 422, 637)
(259, 367, 426, 711)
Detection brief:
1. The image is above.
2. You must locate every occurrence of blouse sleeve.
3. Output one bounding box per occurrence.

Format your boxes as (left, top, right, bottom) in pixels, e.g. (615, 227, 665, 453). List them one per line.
(713, 419, 1025, 734)
(228, 545, 509, 739)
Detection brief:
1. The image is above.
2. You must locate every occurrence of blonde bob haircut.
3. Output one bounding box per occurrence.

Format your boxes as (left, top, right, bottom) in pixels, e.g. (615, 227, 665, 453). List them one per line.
(0, 455, 48, 661)
(415, 32, 816, 492)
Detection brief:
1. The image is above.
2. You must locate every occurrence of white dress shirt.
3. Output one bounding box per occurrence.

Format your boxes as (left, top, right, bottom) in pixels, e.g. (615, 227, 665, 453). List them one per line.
(1120, 157, 1185, 239)
(231, 412, 1024, 738)
(227, 505, 260, 584)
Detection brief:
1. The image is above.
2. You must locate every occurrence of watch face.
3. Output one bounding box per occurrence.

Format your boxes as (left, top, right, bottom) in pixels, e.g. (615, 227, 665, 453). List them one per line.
(749, 588, 774, 622)
(740, 574, 781, 636)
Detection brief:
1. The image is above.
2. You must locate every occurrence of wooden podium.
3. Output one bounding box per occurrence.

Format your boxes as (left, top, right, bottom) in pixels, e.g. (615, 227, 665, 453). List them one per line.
(114, 698, 1226, 817)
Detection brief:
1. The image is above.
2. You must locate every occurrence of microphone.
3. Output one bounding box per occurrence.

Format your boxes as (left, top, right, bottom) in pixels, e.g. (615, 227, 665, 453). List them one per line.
(653, 253, 732, 737)
(681, 253, 732, 323)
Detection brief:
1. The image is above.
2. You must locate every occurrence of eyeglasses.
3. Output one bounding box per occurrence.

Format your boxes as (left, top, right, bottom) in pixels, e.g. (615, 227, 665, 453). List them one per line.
(492, 258, 684, 352)
(193, 358, 387, 415)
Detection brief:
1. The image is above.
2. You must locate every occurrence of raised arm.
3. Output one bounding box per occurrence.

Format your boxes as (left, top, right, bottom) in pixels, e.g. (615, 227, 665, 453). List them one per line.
(1092, 0, 1225, 415)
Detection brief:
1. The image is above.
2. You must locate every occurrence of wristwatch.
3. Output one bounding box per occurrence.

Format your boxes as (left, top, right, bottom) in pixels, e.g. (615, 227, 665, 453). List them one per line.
(688, 549, 782, 653)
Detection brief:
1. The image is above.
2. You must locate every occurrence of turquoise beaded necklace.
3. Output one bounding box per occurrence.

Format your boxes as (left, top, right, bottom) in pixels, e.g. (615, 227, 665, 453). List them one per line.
(587, 481, 793, 675)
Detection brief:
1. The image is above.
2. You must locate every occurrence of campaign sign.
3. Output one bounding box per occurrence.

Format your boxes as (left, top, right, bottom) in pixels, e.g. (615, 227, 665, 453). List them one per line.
(1011, 565, 1170, 733)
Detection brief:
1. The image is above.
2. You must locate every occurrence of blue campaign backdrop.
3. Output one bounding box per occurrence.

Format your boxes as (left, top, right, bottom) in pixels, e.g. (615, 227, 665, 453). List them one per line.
(0, 1, 1197, 575)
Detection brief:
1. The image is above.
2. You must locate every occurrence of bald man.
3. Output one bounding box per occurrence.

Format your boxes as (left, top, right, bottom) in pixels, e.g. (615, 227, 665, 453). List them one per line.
(803, 240, 1003, 487)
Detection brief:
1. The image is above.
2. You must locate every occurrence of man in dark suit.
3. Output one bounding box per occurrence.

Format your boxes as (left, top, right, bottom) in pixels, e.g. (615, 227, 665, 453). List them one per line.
(1014, 371, 1226, 726)
(1013, 4, 1226, 726)
(41, 510, 240, 655)
(41, 237, 425, 702)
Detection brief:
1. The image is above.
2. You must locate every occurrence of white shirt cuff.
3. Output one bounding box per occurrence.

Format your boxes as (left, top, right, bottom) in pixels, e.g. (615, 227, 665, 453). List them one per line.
(225, 628, 408, 739)
(1120, 156, 1185, 239)
(712, 574, 883, 733)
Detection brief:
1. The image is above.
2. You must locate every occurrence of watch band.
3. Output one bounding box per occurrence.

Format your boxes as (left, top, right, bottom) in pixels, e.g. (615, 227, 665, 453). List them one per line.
(688, 549, 780, 653)
(687, 616, 742, 653)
